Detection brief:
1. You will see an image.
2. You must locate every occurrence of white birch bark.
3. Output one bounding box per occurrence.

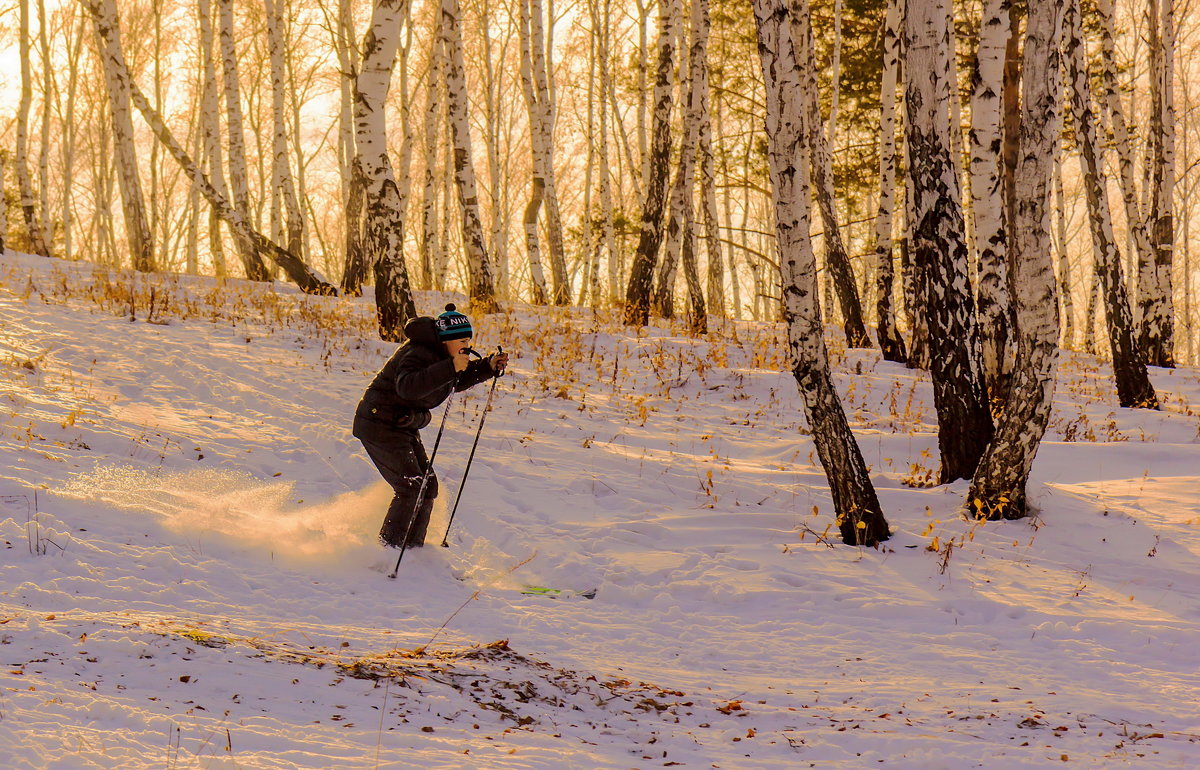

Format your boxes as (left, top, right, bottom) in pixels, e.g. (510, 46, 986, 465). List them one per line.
(528, 0, 570, 304)
(265, 0, 304, 258)
(36, 0, 53, 255)
(970, 0, 1065, 520)
(697, 10, 725, 320)
(598, 0, 620, 307)
(216, 0, 269, 280)
(873, 0, 906, 362)
(17, 0, 49, 257)
(442, 0, 499, 312)
(80, 0, 333, 294)
(624, 0, 680, 325)
(653, 0, 706, 322)
(88, 0, 155, 272)
(1095, 0, 1153, 292)
(62, 11, 87, 262)
(0, 152, 7, 254)
(1142, 0, 1176, 366)
(419, 12, 443, 293)
(751, 0, 889, 546)
(517, 0, 550, 304)
(354, 0, 418, 339)
(197, 0, 228, 277)
(970, 0, 1012, 398)
(905, 0, 993, 482)
(790, 0, 868, 347)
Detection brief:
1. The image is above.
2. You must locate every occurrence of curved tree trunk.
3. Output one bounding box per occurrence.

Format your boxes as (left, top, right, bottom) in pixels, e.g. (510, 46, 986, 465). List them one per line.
(970, 0, 1066, 520)
(905, 0, 993, 482)
(752, 0, 889, 547)
(1062, 0, 1158, 409)
(82, 15, 336, 293)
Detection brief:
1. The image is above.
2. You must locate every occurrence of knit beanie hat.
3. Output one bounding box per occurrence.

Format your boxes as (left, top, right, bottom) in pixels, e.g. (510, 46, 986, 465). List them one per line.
(434, 303, 473, 341)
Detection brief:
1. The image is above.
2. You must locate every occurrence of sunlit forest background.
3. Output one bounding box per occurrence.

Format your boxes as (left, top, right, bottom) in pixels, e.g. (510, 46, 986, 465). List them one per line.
(0, 0, 1196, 364)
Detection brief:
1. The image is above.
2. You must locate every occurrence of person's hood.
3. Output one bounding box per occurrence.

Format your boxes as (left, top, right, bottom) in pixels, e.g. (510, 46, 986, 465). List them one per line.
(403, 316, 443, 350)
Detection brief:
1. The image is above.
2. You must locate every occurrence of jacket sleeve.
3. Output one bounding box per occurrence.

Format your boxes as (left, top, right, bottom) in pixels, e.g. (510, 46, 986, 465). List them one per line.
(393, 349, 458, 401)
(454, 358, 498, 392)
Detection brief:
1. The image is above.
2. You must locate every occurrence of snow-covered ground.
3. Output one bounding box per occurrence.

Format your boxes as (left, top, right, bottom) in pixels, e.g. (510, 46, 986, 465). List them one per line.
(1, 251, 1198, 768)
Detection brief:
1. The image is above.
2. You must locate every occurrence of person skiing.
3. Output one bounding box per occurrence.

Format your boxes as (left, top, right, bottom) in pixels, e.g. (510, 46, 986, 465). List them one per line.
(353, 304, 508, 549)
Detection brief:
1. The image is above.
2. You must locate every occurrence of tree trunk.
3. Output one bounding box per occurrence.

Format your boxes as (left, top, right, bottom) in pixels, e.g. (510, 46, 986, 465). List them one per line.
(624, 0, 679, 325)
(197, 0, 228, 278)
(216, 0, 269, 281)
(1063, 0, 1158, 409)
(88, 0, 155, 272)
(17, 0, 49, 257)
(905, 0, 993, 482)
(970, 0, 1065, 520)
(419, 12, 443, 293)
(527, 0, 570, 304)
(0, 151, 7, 254)
(791, 0, 869, 348)
(354, 0, 418, 341)
(970, 0, 1012, 401)
(517, 0, 551, 305)
(1095, 0, 1155, 315)
(265, 0, 305, 258)
(654, 0, 708, 324)
(874, 0, 907, 363)
(81, 0, 335, 294)
(36, 0, 53, 257)
(752, 0, 890, 547)
(441, 0, 499, 313)
(1141, 0, 1176, 366)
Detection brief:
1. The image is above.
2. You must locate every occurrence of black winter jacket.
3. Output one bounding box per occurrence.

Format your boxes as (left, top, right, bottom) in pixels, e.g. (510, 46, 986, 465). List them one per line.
(353, 316, 496, 442)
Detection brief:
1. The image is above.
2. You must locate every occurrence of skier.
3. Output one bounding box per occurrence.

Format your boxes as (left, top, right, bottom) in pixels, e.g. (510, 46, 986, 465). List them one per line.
(353, 304, 508, 549)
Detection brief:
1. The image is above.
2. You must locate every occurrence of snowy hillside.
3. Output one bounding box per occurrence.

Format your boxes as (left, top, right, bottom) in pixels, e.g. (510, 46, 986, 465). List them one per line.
(1, 251, 1199, 768)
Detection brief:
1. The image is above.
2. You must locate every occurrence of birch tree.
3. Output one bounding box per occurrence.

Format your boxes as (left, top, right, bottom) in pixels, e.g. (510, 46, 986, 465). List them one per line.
(969, 0, 1064, 520)
(905, 0, 993, 482)
(0, 152, 7, 254)
(442, 0, 500, 312)
(653, 0, 706, 324)
(354, 0, 418, 340)
(751, 0, 890, 547)
(873, 0, 907, 362)
(791, 0, 869, 349)
(517, 0, 552, 305)
(265, 0, 305, 258)
(18, 0, 50, 257)
(79, 0, 334, 294)
(624, 0, 679, 325)
(1141, 0, 1176, 366)
(216, 0, 269, 281)
(1062, 0, 1158, 408)
(87, 0, 155, 272)
(197, 0, 228, 278)
(970, 0, 1012, 399)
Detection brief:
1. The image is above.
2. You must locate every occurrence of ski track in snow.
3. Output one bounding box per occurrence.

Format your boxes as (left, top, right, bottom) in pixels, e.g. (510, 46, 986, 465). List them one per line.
(1, 252, 1199, 768)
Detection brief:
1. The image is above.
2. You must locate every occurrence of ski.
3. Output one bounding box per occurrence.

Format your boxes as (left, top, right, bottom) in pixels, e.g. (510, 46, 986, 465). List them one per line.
(518, 585, 598, 599)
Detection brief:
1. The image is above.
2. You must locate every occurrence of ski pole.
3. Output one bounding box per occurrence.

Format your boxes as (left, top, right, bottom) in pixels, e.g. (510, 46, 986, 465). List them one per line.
(387, 379, 458, 578)
(440, 347, 503, 547)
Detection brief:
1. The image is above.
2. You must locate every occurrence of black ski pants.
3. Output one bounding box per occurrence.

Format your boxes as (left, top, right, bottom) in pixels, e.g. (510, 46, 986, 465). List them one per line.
(357, 428, 438, 548)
